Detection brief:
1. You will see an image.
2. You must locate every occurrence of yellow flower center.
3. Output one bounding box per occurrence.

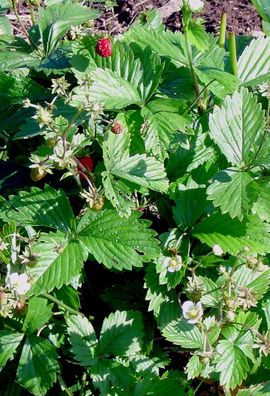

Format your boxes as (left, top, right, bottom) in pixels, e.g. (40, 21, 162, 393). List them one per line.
(188, 308, 199, 319)
(169, 258, 178, 269)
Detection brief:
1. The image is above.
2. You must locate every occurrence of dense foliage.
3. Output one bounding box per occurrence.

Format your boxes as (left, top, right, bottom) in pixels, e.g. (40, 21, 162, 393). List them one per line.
(1, 0, 270, 395)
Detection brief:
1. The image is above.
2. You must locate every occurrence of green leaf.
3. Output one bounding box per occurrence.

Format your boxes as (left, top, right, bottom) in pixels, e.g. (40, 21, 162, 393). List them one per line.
(17, 335, 59, 396)
(0, 72, 49, 109)
(199, 276, 222, 307)
(22, 297, 53, 333)
(102, 172, 133, 218)
(209, 88, 265, 165)
(38, 1, 100, 55)
(84, 67, 142, 109)
(221, 311, 261, 362)
(0, 16, 12, 35)
(215, 339, 250, 391)
(262, 299, 270, 330)
(207, 169, 255, 220)
(28, 232, 88, 295)
(0, 50, 39, 71)
(252, 0, 270, 21)
(252, 179, 270, 222)
(144, 265, 172, 315)
(108, 154, 169, 192)
(141, 99, 190, 160)
(187, 21, 209, 52)
(196, 66, 239, 98)
(135, 375, 188, 396)
(173, 180, 207, 227)
(97, 310, 144, 357)
(66, 315, 97, 366)
(124, 26, 187, 66)
(131, 354, 168, 377)
(0, 331, 24, 370)
(0, 186, 75, 233)
(186, 355, 203, 380)
(238, 37, 270, 86)
(162, 318, 203, 349)
(90, 360, 117, 395)
(77, 209, 160, 270)
(103, 128, 168, 192)
(193, 213, 270, 255)
(232, 268, 270, 299)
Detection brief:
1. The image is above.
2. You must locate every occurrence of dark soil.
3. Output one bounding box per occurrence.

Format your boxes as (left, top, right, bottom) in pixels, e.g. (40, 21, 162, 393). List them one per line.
(94, 0, 262, 36)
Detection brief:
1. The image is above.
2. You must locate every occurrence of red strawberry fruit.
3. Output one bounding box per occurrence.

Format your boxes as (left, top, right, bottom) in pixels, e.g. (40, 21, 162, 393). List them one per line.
(77, 156, 94, 179)
(96, 38, 112, 58)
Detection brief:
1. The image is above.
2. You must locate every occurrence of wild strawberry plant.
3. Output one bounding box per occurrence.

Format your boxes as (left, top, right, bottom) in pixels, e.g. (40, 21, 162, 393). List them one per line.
(1, 0, 270, 395)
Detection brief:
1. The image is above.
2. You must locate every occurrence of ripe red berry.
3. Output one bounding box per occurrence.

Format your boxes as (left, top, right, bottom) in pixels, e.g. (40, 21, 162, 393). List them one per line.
(96, 38, 112, 58)
(77, 156, 94, 179)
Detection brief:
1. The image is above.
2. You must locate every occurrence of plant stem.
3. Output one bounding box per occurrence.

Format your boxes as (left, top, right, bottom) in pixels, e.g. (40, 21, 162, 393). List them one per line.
(218, 13, 227, 48)
(29, 5, 36, 25)
(11, 0, 37, 49)
(228, 32, 238, 76)
(42, 291, 86, 317)
(184, 29, 201, 100)
(58, 375, 73, 396)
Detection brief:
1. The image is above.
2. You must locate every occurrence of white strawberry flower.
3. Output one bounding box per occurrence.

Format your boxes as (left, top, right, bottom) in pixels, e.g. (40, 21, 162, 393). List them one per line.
(185, 0, 204, 12)
(163, 255, 183, 273)
(6, 273, 31, 296)
(212, 244, 223, 256)
(182, 300, 203, 324)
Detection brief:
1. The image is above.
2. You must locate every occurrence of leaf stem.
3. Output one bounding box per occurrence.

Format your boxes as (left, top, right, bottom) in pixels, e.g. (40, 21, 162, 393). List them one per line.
(218, 13, 227, 48)
(182, 15, 203, 111)
(10, 0, 37, 50)
(41, 291, 92, 318)
(58, 375, 73, 396)
(228, 32, 238, 76)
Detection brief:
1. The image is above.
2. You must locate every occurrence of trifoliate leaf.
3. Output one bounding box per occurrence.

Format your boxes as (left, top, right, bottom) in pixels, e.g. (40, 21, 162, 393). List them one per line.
(209, 88, 265, 165)
(97, 310, 144, 357)
(17, 335, 59, 396)
(66, 315, 97, 366)
(77, 209, 160, 270)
